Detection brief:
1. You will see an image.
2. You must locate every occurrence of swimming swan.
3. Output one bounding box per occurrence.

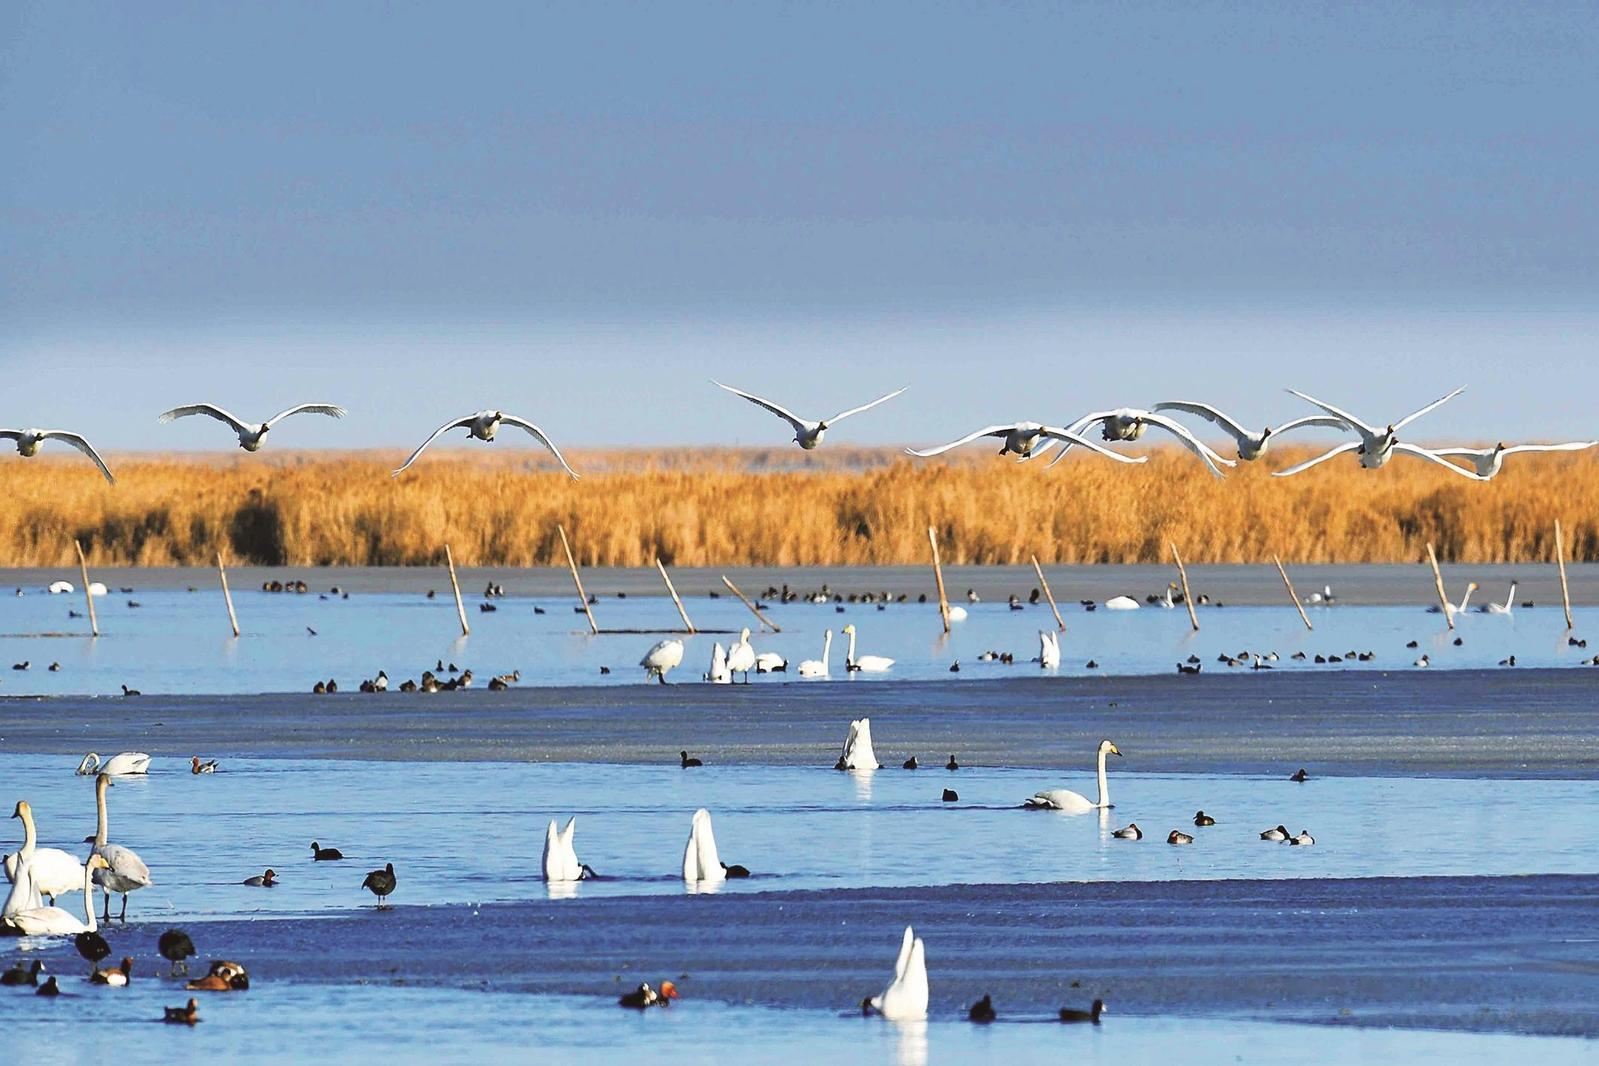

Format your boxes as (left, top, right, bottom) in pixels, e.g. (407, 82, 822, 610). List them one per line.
(1431, 440, 1597, 480)
(5, 800, 85, 905)
(1024, 739, 1121, 813)
(157, 402, 346, 451)
(1272, 387, 1483, 479)
(90, 774, 152, 921)
(837, 718, 881, 771)
(864, 926, 928, 1021)
(1103, 595, 1140, 610)
(0, 428, 116, 484)
(1484, 582, 1517, 615)
(798, 630, 833, 677)
(711, 380, 907, 450)
(5, 855, 109, 936)
(542, 817, 588, 882)
(682, 809, 727, 885)
(842, 624, 893, 672)
(390, 410, 579, 478)
(906, 421, 1149, 465)
(76, 752, 150, 777)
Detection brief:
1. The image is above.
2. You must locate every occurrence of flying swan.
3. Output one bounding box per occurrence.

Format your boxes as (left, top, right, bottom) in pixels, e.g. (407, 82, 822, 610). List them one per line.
(863, 926, 929, 1021)
(906, 422, 1149, 466)
(1024, 739, 1122, 813)
(1272, 387, 1483, 479)
(1430, 441, 1598, 480)
(712, 380, 906, 450)
(1150, 401, 1347, 461)
(1027, 409, 1237, 479)
(0, 428, 116, 484)
(157, 402, 347, 450)
(391, 410, 578, 478)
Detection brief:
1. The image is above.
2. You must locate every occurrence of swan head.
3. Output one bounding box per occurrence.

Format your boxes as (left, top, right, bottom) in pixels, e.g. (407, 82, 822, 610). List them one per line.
(11, 799, 28, 820)
(1098, 740, 1122, 757)
(1495, 442, 1506, 452)
(87, 854, 110, 872)
(842, 624, 856, 635)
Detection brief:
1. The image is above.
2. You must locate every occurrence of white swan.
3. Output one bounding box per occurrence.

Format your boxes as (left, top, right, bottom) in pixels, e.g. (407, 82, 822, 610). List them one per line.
(712, 380, 906, 449)
(906, 421, 1148, 465)
(0, 428, 116, 484)
(1104, 595, 1139, 610)
(4, 800, 85, 905)
(866, 926, 928, 1021)
(1273, 387, 1483, 479)
(1431, 441, 1598, 480)
(541, 817, 585, 882)
(1036, 630, 1060, 669)
(1428, 581, 1479, 619)
(838, 718, 881, 770)
(704, 641, 731, 684)
(753, 652, 787, 673)
(726, 628, 757, 683)
(391, 410, 579, 478)
(1158, 583, 1177, 609)
(640, 639, 685, 684)
(1, 851, 38, 921)
(842, 624, 893, 672)
(157, 402, 347, 451)
(1024, 739, 1121, 813)
(4, 855, 108, 936)
(90, 773, 152, 921)
(1026, 409, 1237, 478)
(1484, 582, 1517, 615)
(682, 808, 727, 884)
(946, 604, 969, 622)
(47, 580, 74, 594)
(76, 752, 150, 777)
(1151, 401, 1346, 461)
(87, 582, 108, 597)
(798, 630, 832, 678)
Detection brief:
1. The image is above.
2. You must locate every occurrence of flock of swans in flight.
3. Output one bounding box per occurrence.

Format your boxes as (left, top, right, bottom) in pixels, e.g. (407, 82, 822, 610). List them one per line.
(3, 384, 1592, 485)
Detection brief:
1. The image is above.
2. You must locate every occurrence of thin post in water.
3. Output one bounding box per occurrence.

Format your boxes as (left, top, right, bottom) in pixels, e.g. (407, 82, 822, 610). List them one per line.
(217, 551, 240, 638)
(928, 526, 951, 633)
(74, 539, 98, 638)
(1273, 554, 1313, 631)
(1030, 554, 1065, 632)
(558, 524, 599, 635)
(722, 575, 779, 633)
(656, 557, 696, 634)
(1170, 542, 1199, 632)
(445, 543, 470, 637)
(1556, 519, 1574, 630)
(1425, 542, 1454, 630)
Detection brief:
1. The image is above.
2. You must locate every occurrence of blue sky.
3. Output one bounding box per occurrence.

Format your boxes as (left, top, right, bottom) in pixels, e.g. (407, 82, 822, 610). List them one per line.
(3, 2, 1596, 452)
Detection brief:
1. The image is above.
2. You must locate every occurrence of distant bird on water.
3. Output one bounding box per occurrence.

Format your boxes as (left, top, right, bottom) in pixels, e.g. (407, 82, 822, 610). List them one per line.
(0, 428, 116, 484)
(391, 410, 579, 478)
(311, 841, 344, 861)
(712, 380, 906, 450)
(156, 402, 346, 451)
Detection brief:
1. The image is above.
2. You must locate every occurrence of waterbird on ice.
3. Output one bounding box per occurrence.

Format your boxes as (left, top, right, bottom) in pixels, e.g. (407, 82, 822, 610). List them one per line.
(726, 628, 757, 682)
(361, 862, 397, 907)
(1272, 387, 1483, 479)
(640, 639, 685, 684)
(158, 929, 196, 975)
(391, 410, 578, 478)
(156, 402, 346, 450)
(711, 380, 906, 450)
(1024, 739, 1121, 813)
(0, 428, 116, 484)
(862, 926, 928, 1021)
(1150, 401, 1348, 461)
(90, 774, 151, 921)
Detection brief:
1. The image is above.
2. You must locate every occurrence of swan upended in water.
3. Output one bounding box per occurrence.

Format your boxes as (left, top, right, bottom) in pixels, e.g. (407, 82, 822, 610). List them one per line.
(704, 641, 731, 684)
(5, 800, 86, 905)
(1272, 387, 1482, 479)
(4, 854, 109, 936)
(157, 402, 347, 451)
(90, 774, 152, 921)
(0, 428, 116, 484)
(865, 926, 929, 1021)
(1025, 739, 1122, 813)
(640, 639, 685, 684)
(906, 421, 1149, 466)
(798, 630, 833, 678)
(76, 752, 150, 777)
(390, 410, 579, 478)
(542, 817, 589, 882)
(712, 380, 906, 450)
(1150, 401, 1346, 461)
(1025, 409, 1237, 479)
(1430, 440, 1598, 480)
(1035, 630, 1060, 669)
(682, 808, 727, 884)
(842, 624, 893, 673)
(837, 718, 881, 771)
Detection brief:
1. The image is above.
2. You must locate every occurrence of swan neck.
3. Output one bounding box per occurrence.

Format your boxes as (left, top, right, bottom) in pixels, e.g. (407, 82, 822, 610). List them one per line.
(20, 807, 37, 857)
(94, 780, 108, 847)
(1096, 749, 1109, 807)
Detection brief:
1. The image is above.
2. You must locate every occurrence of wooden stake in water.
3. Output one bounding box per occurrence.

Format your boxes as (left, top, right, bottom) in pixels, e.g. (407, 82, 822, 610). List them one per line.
(1556, 519, 1574, 630)
(217, 551, 240, 638)
(74, 539, 98, 638)
(1273, 554, 1313, 632)
(722, 575, 780, 633)
(1425, 542, 1454, 630)
(1030, 554, 1065, 632)
(1170, 542, 1199, 632)
(557, 524, 599, 635)
(928, 526, 951, 633)
(445, 543, 470, 637)
(656, 557, 696, 634)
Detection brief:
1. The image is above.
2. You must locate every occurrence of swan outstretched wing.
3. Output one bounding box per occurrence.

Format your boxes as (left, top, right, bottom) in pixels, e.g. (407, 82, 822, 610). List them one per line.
(391, 414, 477, 477)
(158, 403, 249, 433)
(1272, 441, 1359, 477)
(712, 381, 807, 433)
(1501, 441, 1598, 456)
(1285, 389, 1377, 436)
(0, 430, 22, 443)
(825, 386, 906, 425)
(906, 424, 1026, 457)
(264, 403, 348, 428)
(39, 431, 116, 485)
(1027, 411, 1114, 465)
(499, 414, 580, 480)
(1273, 414, 1350, 436)
(1393, 443, 1487, 479)
(1391, 386, 1466, 432)
(1036, 426, 1148, 465)
(1151, 401, 1252, 445)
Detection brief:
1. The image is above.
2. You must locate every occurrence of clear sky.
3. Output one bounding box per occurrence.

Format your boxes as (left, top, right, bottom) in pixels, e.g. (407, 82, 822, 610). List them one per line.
(3, 2, 1596, 452)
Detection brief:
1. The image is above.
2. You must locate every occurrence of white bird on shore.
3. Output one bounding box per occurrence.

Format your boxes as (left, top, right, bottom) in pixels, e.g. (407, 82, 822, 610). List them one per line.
(1483, 582, 1517, 616)
(75, 752, 150, 777)
(4, 855, 109, 936)
(1026, 409, 1237, 478)
(836, 718, 881, 771)
(1151, 401, 1346, 461)
(1431, 441, 1598, 480)
(90, 773, 151, 921)
(391, 410, 579, 478)
(542, 817, 590, 882)
(726, 628, 756, 683)
(712, 380, 906, 450)
(704, 642, 731, 684)
(640, 639, 685, 684)
(906, 422, 1149, 465)
(1024, 739, 1121, 813)
(1272, 387, 1482, 479)
(842, 624, 893, 673)
(0, 428, 116, 484)
(864, 926, 928, 1021)
(4, 800, 85, 906)
(1035, 630, 1060, 669)
(798, 630, 833, 678)
(157, 402, 346, 451)
(682, 808, 727, 885)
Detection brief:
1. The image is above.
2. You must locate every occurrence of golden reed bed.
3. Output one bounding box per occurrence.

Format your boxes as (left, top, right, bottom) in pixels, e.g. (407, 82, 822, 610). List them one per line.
(0, 446, 1595, 567)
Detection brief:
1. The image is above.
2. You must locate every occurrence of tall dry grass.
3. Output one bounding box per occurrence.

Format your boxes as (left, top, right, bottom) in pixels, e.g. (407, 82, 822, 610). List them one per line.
(1, 446, 1596, 567)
